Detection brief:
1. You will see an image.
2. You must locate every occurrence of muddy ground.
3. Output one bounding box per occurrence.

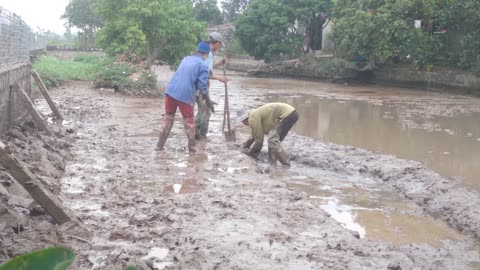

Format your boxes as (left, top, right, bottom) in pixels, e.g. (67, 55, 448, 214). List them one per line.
(1, 67, 480, 269)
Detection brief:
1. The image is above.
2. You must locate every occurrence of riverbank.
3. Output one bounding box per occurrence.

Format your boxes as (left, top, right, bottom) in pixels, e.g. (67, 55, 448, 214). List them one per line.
(227, 55, 480, 96)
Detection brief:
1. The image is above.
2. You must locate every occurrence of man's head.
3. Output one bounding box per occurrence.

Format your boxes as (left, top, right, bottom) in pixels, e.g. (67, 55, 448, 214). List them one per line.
(236, 107, 250, 126)
(209, 32, 224, 52)
(197, 41, 211, 60)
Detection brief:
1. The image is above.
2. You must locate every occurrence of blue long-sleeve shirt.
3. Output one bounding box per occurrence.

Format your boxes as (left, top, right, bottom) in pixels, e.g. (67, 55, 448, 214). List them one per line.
(166, 54, 209, 106)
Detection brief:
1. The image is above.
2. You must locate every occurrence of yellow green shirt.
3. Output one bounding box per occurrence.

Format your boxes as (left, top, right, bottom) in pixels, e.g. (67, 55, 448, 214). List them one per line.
(248, 103, 295, 144)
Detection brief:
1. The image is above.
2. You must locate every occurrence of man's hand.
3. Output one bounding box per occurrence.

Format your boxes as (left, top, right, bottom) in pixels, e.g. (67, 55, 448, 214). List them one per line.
(202, 94, 216, 113)
(217, 75, 229, 83)
(240, 141, 261, 160)
(214, 59, 227, 68)
(241, 148, 259, 160)
(243, 139, 255, 149)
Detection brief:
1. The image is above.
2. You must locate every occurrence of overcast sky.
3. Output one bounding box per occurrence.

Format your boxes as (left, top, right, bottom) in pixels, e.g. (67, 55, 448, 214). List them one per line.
(0, 0, 70, 33)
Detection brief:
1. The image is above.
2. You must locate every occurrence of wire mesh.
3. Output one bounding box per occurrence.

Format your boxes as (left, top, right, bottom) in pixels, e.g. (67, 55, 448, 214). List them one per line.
(0, 6, 48, 68)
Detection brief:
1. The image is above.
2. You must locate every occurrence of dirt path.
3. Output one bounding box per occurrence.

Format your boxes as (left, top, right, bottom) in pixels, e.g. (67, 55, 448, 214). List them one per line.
(38, 72, 479, 270)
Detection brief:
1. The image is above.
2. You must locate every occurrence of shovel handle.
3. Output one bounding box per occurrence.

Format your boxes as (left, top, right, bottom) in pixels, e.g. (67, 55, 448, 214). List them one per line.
(223, 63, 232, 132)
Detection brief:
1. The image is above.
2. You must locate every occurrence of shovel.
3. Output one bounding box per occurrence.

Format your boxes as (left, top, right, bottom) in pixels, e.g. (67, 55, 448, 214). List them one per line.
(222, 63, 236, 142)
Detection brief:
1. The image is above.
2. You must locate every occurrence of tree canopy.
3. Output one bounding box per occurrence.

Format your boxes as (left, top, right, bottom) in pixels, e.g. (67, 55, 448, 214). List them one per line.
(221, 0, 251, 22)
(62, 0, 102, 48)
(235, 0, 331, 61)
(192, 0, 224, 25)
(63, 0, 102, 30)
(332, 0, 439, 65)
(331, 0, 480, 72)
(95, 0, 205, 66)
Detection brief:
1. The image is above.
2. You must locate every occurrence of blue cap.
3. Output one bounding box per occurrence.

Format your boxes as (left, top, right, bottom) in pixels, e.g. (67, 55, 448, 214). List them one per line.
(197, 42, 210, 54)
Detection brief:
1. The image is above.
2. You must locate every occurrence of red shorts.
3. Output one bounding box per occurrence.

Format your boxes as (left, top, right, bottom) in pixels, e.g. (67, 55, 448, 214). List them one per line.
(164, 95, 194, 118)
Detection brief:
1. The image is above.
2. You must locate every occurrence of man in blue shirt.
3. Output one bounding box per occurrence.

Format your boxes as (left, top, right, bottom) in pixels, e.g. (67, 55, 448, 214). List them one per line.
(156, 42, 211, 153)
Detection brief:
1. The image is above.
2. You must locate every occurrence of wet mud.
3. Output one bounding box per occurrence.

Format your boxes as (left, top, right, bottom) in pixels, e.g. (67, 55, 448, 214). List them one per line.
(59, 69, 480, 269)
(2, 68, 480, 269)
(0, 116, 74, 259)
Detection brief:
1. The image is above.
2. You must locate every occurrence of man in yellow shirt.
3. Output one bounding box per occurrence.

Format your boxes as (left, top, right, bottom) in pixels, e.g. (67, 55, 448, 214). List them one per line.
(237, 103, 299, 166)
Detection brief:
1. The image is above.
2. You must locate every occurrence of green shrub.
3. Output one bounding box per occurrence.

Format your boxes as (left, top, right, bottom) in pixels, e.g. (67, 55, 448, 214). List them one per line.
(94, 64, 157, 91)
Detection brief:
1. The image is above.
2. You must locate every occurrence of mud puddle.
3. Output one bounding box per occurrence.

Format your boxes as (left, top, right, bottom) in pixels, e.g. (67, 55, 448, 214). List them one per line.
(287, 165, 463, 248)
(271, 93, 480, 246)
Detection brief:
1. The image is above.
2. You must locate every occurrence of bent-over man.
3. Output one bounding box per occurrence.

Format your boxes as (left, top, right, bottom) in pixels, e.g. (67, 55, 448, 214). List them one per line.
(237, 102, 299, 165)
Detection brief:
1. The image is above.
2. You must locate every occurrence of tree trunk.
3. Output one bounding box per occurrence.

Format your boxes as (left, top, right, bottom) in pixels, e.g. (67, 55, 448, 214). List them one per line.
(144, 45, 153, 70)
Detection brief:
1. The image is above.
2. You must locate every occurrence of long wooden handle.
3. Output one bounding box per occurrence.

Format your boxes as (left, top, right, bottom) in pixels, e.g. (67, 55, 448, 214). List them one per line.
(223, 64, 232, 132)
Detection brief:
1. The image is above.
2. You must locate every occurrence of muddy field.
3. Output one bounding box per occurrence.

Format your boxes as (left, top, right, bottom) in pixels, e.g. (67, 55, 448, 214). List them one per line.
(1, 66, 480, 269)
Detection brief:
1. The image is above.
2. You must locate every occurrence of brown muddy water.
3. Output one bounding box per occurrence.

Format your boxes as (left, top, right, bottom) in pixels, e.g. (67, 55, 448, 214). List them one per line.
(273, 93, 480, 189)
(222, 75, 480, 248)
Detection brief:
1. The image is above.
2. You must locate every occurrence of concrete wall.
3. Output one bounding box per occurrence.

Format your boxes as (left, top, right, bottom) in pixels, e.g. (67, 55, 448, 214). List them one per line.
(0, 64, 32, 136)
(374, 65, 480, 95)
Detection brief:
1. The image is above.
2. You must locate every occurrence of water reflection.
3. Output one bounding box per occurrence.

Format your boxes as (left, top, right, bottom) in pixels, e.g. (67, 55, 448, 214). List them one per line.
(289, 181, 463, 247)
(276, 95, 480, 188)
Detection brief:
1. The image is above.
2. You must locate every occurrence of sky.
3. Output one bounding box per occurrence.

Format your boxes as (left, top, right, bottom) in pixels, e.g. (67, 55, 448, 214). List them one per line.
(0, 0, 71, 34)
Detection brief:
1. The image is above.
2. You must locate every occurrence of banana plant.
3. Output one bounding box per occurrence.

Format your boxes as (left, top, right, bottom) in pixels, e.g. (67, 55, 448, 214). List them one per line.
(0, 247, 75, 270)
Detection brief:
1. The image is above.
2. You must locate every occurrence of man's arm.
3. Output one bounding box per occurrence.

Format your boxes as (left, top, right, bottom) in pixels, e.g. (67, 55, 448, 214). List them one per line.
(210, 59, 229, 83)
(210, 73, 229, 83)
(198, 64, 209, 95)
(243, 117, 264, 158)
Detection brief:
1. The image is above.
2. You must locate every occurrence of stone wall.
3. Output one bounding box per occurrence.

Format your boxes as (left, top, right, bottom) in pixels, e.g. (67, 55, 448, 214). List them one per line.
(234, 53, 480, 95)
(374, 65, 480, 95)
(246, 54, 359, 81)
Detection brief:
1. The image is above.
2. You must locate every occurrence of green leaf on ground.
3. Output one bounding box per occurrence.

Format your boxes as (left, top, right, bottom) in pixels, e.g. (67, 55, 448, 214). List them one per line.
(0, 247, 75, 270)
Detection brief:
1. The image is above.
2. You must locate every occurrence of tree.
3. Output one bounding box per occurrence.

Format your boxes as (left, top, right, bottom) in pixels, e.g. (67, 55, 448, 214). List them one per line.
(331, 0, 443, 67)
(437, 0, 480, 72)
(192, 0, 224, 25)
(235, 0, 331, 61)
(62, 0, 102, 48)
(95, 0, 205, 67)
(221, 0, 251, 22)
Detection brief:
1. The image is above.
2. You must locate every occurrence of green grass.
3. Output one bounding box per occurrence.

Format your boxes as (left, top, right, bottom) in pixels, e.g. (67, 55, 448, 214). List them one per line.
(33, 54, 113, 88)
(33, 54, 156, 91)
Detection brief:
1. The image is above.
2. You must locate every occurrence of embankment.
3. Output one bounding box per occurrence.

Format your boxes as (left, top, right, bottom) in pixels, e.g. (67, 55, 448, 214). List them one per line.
(228, 55, 480, 95)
